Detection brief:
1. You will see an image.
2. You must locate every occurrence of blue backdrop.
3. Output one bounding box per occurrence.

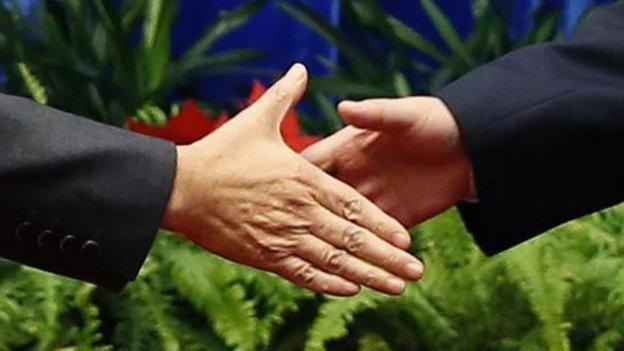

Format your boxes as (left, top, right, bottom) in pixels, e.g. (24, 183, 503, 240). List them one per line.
(2, 0, 618, 98)
(170, 0, 615, 100)
(172, 0, 616, 75)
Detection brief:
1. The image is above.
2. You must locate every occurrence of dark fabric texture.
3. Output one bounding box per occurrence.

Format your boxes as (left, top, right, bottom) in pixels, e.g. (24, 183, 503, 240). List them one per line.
(436, 1, 624, 255)
(0, 94, 176, 291)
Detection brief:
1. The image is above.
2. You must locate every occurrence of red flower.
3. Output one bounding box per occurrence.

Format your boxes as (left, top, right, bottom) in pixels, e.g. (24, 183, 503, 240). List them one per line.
(129, 81, 322, 152)
(128, 100, 223, 145)
(214, 112, 230, 130)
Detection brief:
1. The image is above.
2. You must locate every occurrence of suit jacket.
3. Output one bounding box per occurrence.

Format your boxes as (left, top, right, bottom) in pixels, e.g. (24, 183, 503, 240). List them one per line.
(437, 1, 624, 255)
(0, 94, 176, 291)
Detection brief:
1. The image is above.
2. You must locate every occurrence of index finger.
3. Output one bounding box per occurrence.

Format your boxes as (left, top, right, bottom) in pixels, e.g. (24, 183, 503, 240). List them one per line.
(301, 126, 361, 175)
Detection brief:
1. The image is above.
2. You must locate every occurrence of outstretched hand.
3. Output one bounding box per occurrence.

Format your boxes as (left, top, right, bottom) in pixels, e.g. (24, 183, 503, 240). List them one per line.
(162, 65, 423, 296)
(303, 96, 475, 229)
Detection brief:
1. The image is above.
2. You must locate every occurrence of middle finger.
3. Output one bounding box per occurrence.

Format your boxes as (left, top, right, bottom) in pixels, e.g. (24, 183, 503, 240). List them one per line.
(309, 206, 424, 281)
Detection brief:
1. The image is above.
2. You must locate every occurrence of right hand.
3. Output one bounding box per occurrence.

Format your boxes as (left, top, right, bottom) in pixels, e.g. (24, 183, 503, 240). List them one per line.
(161, 64, 423, 296)
(302, 97, 475, 228)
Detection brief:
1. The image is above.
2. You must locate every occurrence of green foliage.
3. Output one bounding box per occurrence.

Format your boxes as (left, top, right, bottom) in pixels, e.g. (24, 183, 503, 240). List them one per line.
(0, 1, 623, 350)
(0, 0, 265, 126)
(0, 263, 110, 350)
(4, 207, 624, 350)
(305, 289, 388, 351)
(280, 0, 561, 132)
(16, 62, 47, 104)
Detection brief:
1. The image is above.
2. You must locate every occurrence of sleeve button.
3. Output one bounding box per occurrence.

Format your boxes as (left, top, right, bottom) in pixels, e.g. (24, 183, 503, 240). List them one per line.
(60, 235, 79, 254)
(37, 230, 56, 248)
(81, 240, 101, 261)
(15, 221, 36, 241)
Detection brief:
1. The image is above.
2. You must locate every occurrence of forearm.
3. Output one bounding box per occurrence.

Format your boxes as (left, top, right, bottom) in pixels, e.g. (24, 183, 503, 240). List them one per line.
(436, 1, 624, 254)
(0, 94, 176, 291)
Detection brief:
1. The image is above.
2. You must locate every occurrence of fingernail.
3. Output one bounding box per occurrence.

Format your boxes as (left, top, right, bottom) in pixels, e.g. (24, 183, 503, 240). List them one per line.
(392, 232, 411, 249)
(287, 63, 306, 80)
(406, 262, 424, 280)
(386, 277, 406, 295)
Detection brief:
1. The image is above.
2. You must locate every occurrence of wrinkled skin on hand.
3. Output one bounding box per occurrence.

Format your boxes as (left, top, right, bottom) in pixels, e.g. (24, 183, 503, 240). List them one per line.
(162, 65, 423, 296)
(302, 97, 474, 229)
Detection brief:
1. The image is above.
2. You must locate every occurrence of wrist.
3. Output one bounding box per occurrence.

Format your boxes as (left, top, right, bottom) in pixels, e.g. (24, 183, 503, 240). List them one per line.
(161, 145, 192, 232)
(434, 97, 478, 203)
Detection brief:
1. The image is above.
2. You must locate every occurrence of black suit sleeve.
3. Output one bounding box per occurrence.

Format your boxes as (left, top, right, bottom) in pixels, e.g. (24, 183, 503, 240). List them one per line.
(0, 94, 176, 291)
(436, 1, 624, 255)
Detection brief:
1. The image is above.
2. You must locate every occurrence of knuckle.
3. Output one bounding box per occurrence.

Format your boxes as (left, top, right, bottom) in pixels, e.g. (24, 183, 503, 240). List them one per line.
(270, 81, 293, 105)
(343, 226, 365, 253)
(293, 262, 316, 284)
(342, 198, 364, 221)
(289, 234, 311, 252)
(372, 101, 387, 127)
(381, 253, 399, 268)
(364, 270, 378, 286)
(373, 221, 383, 232)
(291, 163, 307, 180)
(315, 222, 330, 236)
(291, 164, 318, 188)
(284, 195, 315, 215)
(375, 220, 406, 243)
(325, 249, 348, 272)
(312, 221, 337, 240)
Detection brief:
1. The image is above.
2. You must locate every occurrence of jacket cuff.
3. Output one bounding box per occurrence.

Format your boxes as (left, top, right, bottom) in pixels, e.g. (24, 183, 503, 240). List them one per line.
(435, 85, 552, 256)
(116, 136, 177, 283)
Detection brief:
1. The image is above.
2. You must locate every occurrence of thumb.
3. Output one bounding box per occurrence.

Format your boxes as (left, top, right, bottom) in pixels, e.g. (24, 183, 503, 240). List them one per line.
(245, 63, 308, 132)
(338, 97, 428, 131)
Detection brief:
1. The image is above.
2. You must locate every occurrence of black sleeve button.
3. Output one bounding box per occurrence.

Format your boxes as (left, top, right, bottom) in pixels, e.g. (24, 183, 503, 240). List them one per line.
(15, 221, 36, 241)
(81, 240, 101, 261)
(36, 230, 56, 248)
(60, 235, 79, 254)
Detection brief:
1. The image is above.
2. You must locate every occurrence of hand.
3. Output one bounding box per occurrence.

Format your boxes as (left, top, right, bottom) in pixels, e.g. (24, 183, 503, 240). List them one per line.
(161, 64, 424, 296)
(302, 97, 475, 229)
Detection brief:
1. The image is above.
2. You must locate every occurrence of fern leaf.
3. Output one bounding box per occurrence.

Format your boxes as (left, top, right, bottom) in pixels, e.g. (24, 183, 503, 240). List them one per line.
(17, 62, 48, 104)
(399, 284, 458, 341)
(241, 268, 313, 347)
(169, 248, 260, 351)
(506, 244, 572, 351)
(72, 284, 110, 350)
(305, 289, 388, 351)
(113, 247, 180, 351)
(358, 333, 392, 351)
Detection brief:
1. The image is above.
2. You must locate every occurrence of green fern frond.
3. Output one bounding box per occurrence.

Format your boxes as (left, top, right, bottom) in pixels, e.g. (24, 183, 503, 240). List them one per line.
(28, 273, 64, 351)
(0, 271, 30, 350)
(398, 284, 458, 341)
(16, 62, 48, 105)
(113, 281, 180, 351)
(169, 248, 260, 351)
(506, 244, 572, 351)
(242, 269, 313, 347)
(305, 289, 388, 351)
(112, 246, 181, 351)
(358, 333, 392, 351)
(589, 325, 624, 351)
(71, 284, 111, 351)
(135, 103, 168, 125)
